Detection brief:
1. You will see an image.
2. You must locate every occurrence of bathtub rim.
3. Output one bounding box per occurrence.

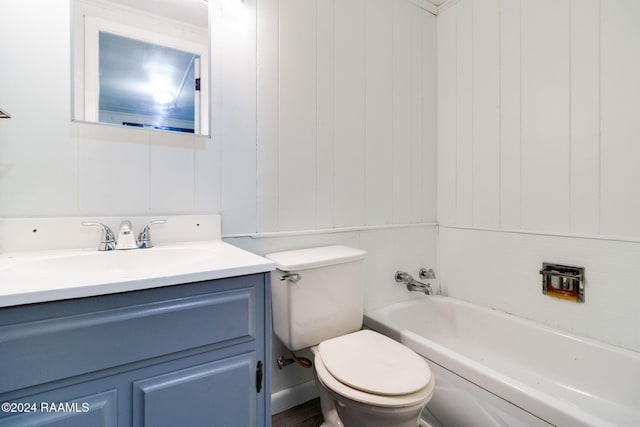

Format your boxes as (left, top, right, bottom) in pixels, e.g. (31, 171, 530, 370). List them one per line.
(364, 295, 640, 427)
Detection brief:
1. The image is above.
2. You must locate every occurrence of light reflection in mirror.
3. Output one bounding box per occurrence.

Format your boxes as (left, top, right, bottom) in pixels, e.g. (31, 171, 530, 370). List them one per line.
(98, 32, 199, 133)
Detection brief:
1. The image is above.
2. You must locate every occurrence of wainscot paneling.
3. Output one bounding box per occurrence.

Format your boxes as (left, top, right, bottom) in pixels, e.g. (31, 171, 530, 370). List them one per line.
(249, 0, 438, 236)
(498, 0, 522, 230)
(471, 0, 500, 228)
(569, 0, 600, 235)
(436, 6, 457, 225)
(437, 0, 640, 354)
(437, 0, 640, 240)
(440, 226, 640, 354)
(278, 0, 318, 231)
(600, 0, 640, 237)
(219, 0, 258, 234)
(520, 0, 571, 232)
(365, 0, 394, 226)
(455, 0, 474, 226)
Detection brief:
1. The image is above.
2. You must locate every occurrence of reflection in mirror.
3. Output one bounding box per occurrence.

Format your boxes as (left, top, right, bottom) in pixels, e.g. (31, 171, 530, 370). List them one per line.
(72, 0, 209, 135)
(98, 33, 200, 133)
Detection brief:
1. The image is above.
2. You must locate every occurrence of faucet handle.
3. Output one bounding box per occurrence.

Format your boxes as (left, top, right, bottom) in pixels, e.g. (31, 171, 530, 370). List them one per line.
(419, 268, 436, 280)
(81, 221, 116, 251)
(395, 271, 413, 284)
(137, 220, 166, 249)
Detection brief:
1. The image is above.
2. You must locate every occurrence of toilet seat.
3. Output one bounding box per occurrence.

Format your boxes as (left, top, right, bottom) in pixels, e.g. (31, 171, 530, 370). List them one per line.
(316, 330, 435, 407)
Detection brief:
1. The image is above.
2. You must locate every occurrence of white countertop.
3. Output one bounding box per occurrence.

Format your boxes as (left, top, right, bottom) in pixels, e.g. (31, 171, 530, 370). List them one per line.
(0, 240, 275, 308)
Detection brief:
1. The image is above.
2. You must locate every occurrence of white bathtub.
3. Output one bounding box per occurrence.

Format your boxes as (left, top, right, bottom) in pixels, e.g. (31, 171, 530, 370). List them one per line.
(364, 296, 640, 427)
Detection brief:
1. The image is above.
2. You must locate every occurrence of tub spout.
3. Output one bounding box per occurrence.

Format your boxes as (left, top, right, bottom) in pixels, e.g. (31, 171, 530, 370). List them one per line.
(407, 280, 433, 295)
(395, 271, 433, 295)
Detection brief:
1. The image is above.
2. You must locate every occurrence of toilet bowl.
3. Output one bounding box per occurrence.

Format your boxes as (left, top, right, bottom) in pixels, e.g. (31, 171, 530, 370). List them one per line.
(311, 330, 434, 427)
(266, 245, 435, 427)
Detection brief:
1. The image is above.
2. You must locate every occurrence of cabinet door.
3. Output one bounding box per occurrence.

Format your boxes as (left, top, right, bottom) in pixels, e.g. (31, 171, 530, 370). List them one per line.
(0, 390, 116, 427)
(133, 353, 257, 427)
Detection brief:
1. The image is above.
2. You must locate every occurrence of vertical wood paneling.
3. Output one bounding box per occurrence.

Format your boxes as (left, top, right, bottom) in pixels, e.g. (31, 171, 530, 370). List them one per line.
(422, 12, 438, 222)
(149, 132, 195, 213)
(410, 4, 425, 224)
(392, 0, 413, 224)
(194, 138, 221, 213)
(570, 0, 600, 235)
(278, 0, 317, 231)
(256, 0, 280, 232)
(520, 0, 570, 231)
(365, 0, 394, 225)
(254, 0, 436, 233)
(456, 0, 474, 225)
(200, 0, 222, 214)
(437, 5, 458, 225)
(499, 0, 522, 229)
(440, 0, 616, 237)
(600, 0, 640, 237)
(334, 0, 366, 228)
(220, 0, 258, 234)
(472, 0, 500, 228)
(316, 0, 336, 229)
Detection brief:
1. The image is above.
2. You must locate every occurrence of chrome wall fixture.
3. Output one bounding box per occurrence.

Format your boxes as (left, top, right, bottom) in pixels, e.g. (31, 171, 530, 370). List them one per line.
(280, 273, 301, 283)
(419, 268, 436, 280)
(0, 107, 11, 118)
(395, 270, 434, 295)
(81, 219, 166, 251)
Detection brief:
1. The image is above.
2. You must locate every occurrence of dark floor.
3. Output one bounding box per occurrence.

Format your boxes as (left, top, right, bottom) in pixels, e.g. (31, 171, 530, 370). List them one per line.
(272, 398, 324, 427)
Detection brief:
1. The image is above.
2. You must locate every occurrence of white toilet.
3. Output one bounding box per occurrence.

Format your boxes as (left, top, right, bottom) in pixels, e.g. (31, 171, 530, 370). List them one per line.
(267, 245, 434, 427)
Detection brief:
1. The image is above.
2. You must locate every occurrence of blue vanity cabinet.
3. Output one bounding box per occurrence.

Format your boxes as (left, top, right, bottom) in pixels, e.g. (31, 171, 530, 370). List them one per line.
(0, 273, 272, 427)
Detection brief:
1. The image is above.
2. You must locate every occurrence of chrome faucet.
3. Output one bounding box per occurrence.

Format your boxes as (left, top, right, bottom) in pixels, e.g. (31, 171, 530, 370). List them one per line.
(395, 270, 433, 295)
(82, 219, 166, 251)
(115, 220, 137, 250)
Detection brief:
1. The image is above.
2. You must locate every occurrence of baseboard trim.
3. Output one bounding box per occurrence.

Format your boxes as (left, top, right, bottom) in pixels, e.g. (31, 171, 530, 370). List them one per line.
(271, 380, 319, 415)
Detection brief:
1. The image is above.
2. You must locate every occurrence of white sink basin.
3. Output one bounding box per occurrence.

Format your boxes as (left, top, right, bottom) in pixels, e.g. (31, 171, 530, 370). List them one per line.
(2, 246, 212, 280)
(0, 241, 275, 307)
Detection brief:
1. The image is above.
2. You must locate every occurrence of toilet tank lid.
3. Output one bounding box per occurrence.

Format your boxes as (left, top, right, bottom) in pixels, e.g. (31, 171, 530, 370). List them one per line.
(265, 245, 366, 271)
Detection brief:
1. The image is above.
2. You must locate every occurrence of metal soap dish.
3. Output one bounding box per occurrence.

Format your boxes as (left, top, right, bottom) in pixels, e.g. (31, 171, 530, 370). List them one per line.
(539, 262, 585, 303)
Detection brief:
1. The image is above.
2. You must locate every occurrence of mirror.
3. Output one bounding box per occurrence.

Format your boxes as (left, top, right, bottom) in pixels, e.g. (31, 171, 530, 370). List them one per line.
(72, 0, 209, 135)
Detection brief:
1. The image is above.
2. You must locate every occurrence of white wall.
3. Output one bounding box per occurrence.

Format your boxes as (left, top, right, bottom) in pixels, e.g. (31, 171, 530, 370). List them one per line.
(220, 0, 439, 407)
(440, 227, 640, 352)
(222, 0, 437, 235)
(0, 0, 439, 412)
(437, 0, 640, 353)
(0, 0, 220, 218)
(0, 0, 437, 301)
(7, 0, 639, 414)
(219, 0, 439, 312)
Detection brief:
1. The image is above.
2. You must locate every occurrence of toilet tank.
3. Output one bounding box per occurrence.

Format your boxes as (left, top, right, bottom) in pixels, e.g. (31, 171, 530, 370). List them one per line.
(266, 245, 367, 351)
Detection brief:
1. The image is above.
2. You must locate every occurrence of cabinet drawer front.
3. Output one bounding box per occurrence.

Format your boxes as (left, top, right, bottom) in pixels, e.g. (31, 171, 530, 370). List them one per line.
(0, 288, 255, 393)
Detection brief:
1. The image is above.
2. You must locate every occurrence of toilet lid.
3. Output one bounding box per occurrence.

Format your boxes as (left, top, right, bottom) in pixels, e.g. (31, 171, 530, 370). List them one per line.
(314, 352, 435, 408)
(318, 330, 431, 396)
